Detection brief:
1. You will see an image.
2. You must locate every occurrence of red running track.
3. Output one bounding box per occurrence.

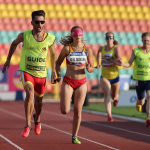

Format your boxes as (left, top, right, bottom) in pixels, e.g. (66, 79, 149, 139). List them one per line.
(0, 101, 150, 150)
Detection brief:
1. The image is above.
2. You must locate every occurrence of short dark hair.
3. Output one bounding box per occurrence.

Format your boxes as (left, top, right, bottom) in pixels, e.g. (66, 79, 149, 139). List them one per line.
(142, 32, 150, 39)
(31, 10, 45, 20)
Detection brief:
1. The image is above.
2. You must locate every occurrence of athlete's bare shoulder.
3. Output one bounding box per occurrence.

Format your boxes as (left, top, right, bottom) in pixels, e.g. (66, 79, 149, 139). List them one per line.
(85, 46, 91, 52)
(13, 32, 23, 45)
(18, 32, 23, 41)
(85, 46, 93, 57)
(98, 46, 103, 52)
(85, 46, 92, 55)
(63, 45, 70, 55)
(114, 45, 120, 50)
(57, 45, 70, 62)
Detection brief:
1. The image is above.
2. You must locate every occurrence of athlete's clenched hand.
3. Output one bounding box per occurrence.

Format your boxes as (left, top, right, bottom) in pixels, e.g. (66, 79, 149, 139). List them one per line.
(2, 60, 10, 73)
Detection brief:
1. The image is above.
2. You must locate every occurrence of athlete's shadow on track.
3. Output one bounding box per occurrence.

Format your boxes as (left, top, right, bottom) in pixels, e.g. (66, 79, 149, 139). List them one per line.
(0, 128, 23, 130)
(80, 120, 150, 144)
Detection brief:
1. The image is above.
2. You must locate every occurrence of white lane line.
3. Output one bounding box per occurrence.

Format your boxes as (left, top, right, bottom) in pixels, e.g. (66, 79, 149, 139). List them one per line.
(0, 134, 23, 150)
(42, 110, 150, 137)
(41, 123, 119, 150)
(0, 108, 119, 150)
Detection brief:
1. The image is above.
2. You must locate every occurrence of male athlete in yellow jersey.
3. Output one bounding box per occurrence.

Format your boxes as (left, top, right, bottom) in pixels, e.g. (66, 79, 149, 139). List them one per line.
(2, 10, 57, 137)
(115, 32, 150, 127)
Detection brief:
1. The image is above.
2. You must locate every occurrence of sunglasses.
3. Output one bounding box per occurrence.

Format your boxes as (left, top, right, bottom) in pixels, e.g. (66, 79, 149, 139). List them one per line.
(34, 21, 45, 24)
(106, 36, 114, 40)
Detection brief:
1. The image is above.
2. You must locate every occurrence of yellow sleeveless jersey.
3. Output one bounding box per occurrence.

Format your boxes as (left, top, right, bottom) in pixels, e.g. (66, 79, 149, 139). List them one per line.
(133, 47, 150, 81)
(101, 45, 119, 79)
(18, 30, 55, 78)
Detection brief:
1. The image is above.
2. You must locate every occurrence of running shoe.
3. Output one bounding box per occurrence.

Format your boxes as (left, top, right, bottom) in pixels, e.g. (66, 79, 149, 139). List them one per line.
(21, 126, 32, 137)
(72, 136, 81, 144)
(34, 122, 41, 135)
(113, 100, 118, 107)
(136, 103, 141, 112)
(33, 113, 41, 135)
(107, 115, 113, 122)
(145, 118, 150, 127)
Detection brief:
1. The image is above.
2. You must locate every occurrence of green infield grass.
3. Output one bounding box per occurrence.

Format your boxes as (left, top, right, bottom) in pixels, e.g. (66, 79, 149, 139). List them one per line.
(83, 103, 147, 119)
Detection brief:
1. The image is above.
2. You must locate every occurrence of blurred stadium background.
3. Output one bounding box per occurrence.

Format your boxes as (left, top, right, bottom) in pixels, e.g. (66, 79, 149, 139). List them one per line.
(0, 0, 149, 101)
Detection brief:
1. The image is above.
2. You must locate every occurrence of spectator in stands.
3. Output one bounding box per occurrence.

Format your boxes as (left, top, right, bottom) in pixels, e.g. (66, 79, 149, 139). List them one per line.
(96, 32, 121, 122)
(116, 32, 150, 127)
(2, 10, 57, 137)
(56, 26, 94, 144)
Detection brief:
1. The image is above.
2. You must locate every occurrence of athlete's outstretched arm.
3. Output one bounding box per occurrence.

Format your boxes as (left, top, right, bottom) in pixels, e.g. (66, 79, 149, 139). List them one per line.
(56, 46, 68, 79)
(122, 51, 135, 68)
(86, 47, 94, 73)
(49, 41, 57, 84)
(113, 48, 134, 67)
(2, 33, 23, 73)
(96, 46, 102, 68)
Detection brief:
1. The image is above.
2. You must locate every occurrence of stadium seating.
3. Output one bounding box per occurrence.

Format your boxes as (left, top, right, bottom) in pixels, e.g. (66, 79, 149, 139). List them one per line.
(2, 0, 150, 6)
(1, 17, 150, 32)
(1, 0, 148, 91)
(1, 3, 150, 20)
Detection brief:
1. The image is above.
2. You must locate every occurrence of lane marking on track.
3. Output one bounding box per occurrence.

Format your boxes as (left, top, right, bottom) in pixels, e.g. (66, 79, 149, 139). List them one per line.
(42, 123, 119, 150)
(42, 110, 150, 137)
(0, 134, 23, 150)
(82, 109, 145, 123)
(0, 108, 119, 150)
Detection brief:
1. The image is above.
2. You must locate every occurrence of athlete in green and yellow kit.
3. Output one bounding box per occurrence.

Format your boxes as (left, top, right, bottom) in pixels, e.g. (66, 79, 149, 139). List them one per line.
(2, 10, 57, 137)
(115, 32, 150, 127)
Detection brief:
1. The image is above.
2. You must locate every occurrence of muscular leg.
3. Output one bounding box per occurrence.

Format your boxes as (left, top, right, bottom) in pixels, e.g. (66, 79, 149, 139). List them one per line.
(111, 82, 120, 100)
(100, 78, 111, 115)
(34, 95, 43, 123)
(137, 98, 145, 105)
(135, 80, 145, 112)
(73, 83, 87, 136)
(60, 82, 74, 114)
(111, 81, 120, 107)
(24, 84, 34, 127)
(146, 90, 150, 118)
(31, 98, 34, 117)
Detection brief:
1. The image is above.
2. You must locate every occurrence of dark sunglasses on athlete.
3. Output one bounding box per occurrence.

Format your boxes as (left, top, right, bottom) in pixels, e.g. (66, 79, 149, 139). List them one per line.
(34, 21, 45, 24)
(106, 36, 114, 40)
